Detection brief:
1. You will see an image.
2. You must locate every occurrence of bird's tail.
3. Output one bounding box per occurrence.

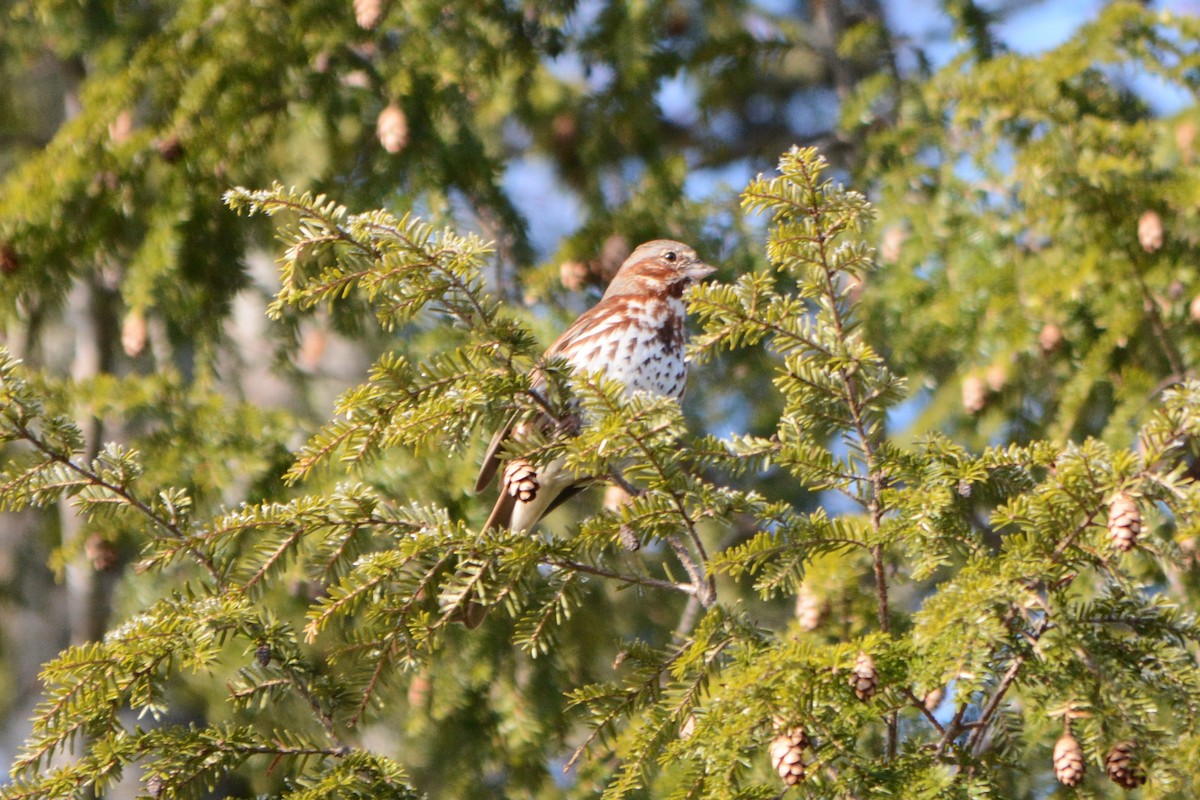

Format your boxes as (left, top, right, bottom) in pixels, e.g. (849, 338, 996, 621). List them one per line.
(483, 490, 518, 531)
(467, 460, 585, 627)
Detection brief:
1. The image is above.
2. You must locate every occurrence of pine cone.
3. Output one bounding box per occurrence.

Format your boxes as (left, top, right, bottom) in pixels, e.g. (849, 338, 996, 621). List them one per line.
(617, 524, 640, 552)
(594, 234, 631, 283)
(376, 103, 408, 154)
(108, 109, 134, 144)
(1038, 322, 1063, 354)
(1177, 119, 1197, 161)
(679, 714, 695, 740)
(407, 671, 431, 707)
(297, 325, 328, 373)
(1104, 741, 1147, 789)
(962, 375, 987, 415)
(122, 310, 148, 357)
(84, 534, 119, 572)
(503, 459, 539, 502)
(880, 225, 906, 264)
(0, 242, 18, 275)
(850, 651, 878, 701)
(155, 134, 184, 163)
(1053, 733, 1085, 787)
(1138, 210, 1164, 253)
(353, 0, 383, 29)
(1108, 491, 1142, 553)
(559, 259, 588, 291)
(794, 584, 825, 631)
(768, 728, 808, 786)
(985, 362, 1008, 392)
(255, 643, 272, 667)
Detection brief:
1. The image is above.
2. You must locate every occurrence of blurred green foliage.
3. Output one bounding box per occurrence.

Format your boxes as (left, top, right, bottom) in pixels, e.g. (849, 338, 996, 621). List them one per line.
(2, 1, 1200, 798)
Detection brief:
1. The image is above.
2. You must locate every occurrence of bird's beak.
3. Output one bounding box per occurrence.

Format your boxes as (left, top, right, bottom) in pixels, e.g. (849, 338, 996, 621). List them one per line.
(687, 262, 716, 282)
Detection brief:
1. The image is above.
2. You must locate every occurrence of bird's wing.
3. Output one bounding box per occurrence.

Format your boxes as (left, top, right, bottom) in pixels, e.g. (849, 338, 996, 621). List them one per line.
(474, 413, 516, 493)
(544, 296, 627, 359)
(475, 296, 625, 494)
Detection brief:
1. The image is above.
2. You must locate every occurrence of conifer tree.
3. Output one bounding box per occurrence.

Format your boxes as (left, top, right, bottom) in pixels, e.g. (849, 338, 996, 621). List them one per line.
(2, 2, 1200, 799)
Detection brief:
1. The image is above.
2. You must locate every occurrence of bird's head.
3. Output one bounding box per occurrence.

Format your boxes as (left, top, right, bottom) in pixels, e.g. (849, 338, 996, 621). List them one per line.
(602, 239, 716, 299)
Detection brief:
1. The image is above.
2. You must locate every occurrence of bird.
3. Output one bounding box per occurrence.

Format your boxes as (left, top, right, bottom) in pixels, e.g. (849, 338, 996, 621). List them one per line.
(475, 239, 715, 534)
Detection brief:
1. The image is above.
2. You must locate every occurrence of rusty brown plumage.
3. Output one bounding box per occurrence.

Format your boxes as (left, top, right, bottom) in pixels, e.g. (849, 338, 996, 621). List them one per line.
(475, 239, 715, 535)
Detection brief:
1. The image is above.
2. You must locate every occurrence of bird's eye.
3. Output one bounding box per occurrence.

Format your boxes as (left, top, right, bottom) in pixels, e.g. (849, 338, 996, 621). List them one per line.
(664, 251, 677, 262)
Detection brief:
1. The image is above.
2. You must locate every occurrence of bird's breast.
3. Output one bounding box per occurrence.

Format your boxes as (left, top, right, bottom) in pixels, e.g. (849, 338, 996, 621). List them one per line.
(565, 296, 687, 399)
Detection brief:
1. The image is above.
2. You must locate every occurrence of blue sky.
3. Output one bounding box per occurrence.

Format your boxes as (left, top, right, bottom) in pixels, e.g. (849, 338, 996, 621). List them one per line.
(503, 1, 1199, 257)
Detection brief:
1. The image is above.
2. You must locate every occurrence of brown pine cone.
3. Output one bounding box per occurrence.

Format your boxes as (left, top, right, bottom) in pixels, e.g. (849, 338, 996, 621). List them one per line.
(559, 259, 588, 291)
(0, 242, 18, 275)
(121, 310, 148, 357)
(376, 104, 408, 154)
(1053, 733, 1085, 787)
(850, 652, 878, 701)
(84, 534, 119, 572)
(794, 584, 825, 631)
(407, 671, 431, 707)
(1038, 322, 1064, 354)
(880, 225, 906, 264)
(255, 643, 271, 667)
(962, 375, 987, 415)
(155, 134, 184, 163)
(617, 524, 640, 552)
(768, 728, 808, 786)
(1108, 491, 1142, 553)
(353, 0, 383, 29)
(1138, 210, 1164, 253)
(594, 234, 631, 283)
(1104, 741, 1147, 789)
(502, 459, 540, 502)
(678, 714, 695, 740)
(1177, 120, 1197, 160)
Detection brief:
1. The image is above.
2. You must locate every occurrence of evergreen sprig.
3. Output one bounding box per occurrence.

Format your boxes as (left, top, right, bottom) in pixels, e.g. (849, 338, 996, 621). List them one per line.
(5, 145, 1200, 798)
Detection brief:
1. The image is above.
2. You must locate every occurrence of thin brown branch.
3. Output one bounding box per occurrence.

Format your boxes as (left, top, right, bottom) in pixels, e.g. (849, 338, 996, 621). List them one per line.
(545, 557, 696, 595)
(587, 380, 716, 606)
(350, 639, 395, 729)
(1130, 253, 1186, 379)
(902, 687, 945, 734)
(936, 701, 972, 758)
(282, 664, 349, 753)
(967, 614, 1053, 756)
(803, 167, 896, 756)
(13, 422, 225, 589)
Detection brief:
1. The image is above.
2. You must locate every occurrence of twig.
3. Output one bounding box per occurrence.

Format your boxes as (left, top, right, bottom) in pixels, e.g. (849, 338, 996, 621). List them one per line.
(587, 380, 716, 606)
(673, 595, 703, 642)
(936, 701, 972, 758)
(804, 174, 896, 755)
(902, 687, 945, 734)
(283, 664, 350, 754)
(544, 557, 696, 596)
(967, 614, 1053, 756)
(14, 422, 226, 589)
(1130, 252, 1186, 379)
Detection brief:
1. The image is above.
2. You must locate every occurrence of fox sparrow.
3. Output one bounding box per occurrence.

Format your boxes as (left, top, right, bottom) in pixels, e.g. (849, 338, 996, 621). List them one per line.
(475, 239, 715, 533)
